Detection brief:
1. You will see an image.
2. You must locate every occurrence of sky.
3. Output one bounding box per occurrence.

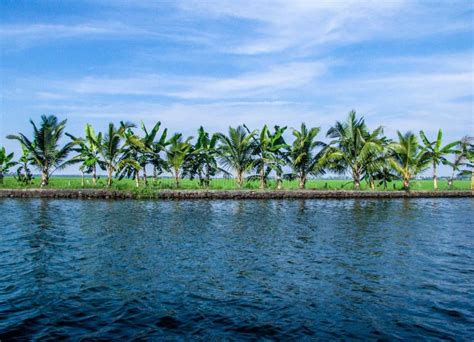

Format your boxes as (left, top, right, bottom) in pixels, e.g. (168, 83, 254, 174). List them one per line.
(0, 0, 473, 176)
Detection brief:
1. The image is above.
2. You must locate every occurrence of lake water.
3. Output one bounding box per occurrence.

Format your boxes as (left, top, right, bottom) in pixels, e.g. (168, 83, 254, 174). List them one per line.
(1, 198, 473, 340)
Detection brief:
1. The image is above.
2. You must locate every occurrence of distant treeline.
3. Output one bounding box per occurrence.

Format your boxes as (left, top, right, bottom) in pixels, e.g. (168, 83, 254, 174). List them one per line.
(1, 111, 473, 190)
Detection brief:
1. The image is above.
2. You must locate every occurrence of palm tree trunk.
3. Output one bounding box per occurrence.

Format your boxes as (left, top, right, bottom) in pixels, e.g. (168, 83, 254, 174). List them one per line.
(143, 165, 148, 186)
(236, 170, 243, 188)
(135, 171, 140, 187)
(299, 172, 306, 189)
(153, 165, 157, 182)
(41, 168, 49, 187)
(81, 170, 85, 188)
(175, 167, 180, 188)
(92, 164, 97, 186)
(433, 162, 438, 190)
(259, 163, 265, 190)
(276, 172, 282, 190)
(353, 169, 360, 190)
(403, 177, 410, 190)
(0, 172, 4, 185)
(107, 164, 113, 187)
(370, 177, 375, 191)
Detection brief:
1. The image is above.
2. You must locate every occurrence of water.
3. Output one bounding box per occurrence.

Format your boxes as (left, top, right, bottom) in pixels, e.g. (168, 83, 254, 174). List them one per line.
(1, 198, 473, 340)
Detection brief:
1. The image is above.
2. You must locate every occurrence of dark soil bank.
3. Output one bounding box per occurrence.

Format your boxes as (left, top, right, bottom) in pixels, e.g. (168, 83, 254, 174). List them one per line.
(0, 189, 472, 200)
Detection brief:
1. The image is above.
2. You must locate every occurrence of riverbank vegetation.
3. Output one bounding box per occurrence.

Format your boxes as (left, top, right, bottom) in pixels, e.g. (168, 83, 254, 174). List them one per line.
(2, 111, 473, 191)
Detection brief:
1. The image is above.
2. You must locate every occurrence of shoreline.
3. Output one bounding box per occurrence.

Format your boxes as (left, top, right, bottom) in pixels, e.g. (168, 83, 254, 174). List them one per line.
(0, 189, 472, 200)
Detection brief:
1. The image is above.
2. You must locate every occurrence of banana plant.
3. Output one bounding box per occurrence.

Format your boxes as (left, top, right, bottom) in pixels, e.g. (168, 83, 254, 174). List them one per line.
(67, 124, 104, 186)
(0, 147, 16, 185)
(183, 126, 221, 188)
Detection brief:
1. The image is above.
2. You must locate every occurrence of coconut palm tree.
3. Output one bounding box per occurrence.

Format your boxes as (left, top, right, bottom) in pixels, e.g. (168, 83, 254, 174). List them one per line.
(217, 126, 256, 188)
(0, 147, 16, 185)
(289, 123, 325, 189)
(244, 125, 289, 189)
(117, 125, 147, 187)
(97, 121, 135, 187)
(246, 124, 289, 189)
(183, 126, 221, 188)
(7, 115, 74, 187)
(389, 131, 430, 190)
(324, 110, 385, 189)
(166, 133, 193, 188)
(419, 129, 460, 190)
(67, 124, 103, 186)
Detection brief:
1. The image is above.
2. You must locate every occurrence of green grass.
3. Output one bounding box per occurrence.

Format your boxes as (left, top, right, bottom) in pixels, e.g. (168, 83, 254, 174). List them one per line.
(0, 176, 470, 191)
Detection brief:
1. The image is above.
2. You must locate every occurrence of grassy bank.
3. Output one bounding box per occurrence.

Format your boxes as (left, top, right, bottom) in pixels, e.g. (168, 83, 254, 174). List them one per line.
(0, 176, 470, 191)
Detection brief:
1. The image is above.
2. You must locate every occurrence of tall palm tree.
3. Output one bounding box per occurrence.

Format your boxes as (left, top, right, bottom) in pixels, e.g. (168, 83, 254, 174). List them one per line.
(7, 115, 74, 187)
(217, 126, 256, 188)
(325, 110, 384, 189)
(67, 124, 103, 186)
(0, 147, 16, 185)
(246, 124, 289, 189)
(166, 133, 193, 188)
(389, 131, 430, 190)
(183, 126, 220, 188)
(97, 122, 135, 187)
(419, 129, 459, 190)
(289, 123, 325, 189)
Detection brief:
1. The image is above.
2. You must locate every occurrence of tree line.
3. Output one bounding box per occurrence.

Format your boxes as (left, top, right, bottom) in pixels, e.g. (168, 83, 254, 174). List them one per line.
(1, 111, 473, 190)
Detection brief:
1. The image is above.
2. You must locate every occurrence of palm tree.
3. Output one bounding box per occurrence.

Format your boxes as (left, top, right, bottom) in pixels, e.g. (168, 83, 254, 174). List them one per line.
(449, 136, 473, 188)
(289, 123, 325, 189)
(419, 129, 459, 190)
(97, 122, 135, 187)
(166, 133, 193, 188)
(217, 126, 256, 188)
(117, 125, 146, 187)
(246, 125, 289, 189)
(389, 131, 430, 190)
(67, 124, 103, 186)
(325, 110, 385, 189)
(7, 115, 74, 187)
(0, 147, 16, 185)
(183, 127, 220, 188)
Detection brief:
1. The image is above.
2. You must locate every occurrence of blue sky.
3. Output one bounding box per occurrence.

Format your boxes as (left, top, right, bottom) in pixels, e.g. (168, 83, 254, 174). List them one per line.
(0, 0, 473, 176)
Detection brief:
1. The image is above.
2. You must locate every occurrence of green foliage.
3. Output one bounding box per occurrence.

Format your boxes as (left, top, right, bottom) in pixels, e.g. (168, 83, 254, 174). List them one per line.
(217, 126, 257, 187)
(324, 110, 385, 189)
(0, 147, 16, 184)
(7, 115, 73, 186)
(3, 112, 467, 191)
(289, 123, 325, 189)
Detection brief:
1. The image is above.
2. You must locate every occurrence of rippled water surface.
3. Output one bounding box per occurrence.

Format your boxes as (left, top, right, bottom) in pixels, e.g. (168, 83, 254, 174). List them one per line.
(1, 198, 473, 340)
